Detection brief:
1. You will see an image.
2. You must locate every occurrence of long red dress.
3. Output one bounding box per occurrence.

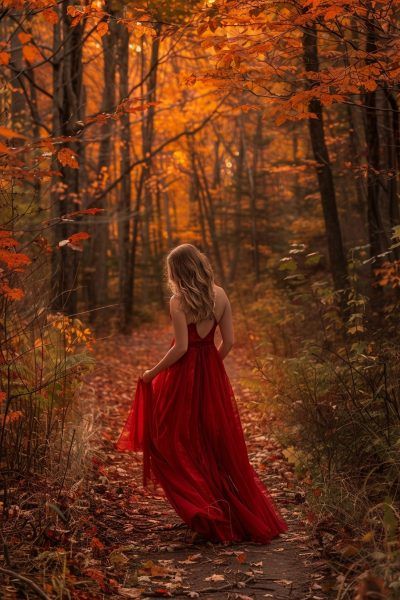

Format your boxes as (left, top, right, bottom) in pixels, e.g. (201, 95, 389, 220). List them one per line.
(116, 316, 288, 543)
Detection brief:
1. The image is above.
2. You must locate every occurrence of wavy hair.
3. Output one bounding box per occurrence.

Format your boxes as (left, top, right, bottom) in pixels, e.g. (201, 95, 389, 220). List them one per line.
(166, 244, 216, 323)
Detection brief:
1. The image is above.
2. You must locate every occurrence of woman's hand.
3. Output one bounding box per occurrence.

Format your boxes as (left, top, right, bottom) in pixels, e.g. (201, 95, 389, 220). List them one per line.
(141, 369, 155, 383)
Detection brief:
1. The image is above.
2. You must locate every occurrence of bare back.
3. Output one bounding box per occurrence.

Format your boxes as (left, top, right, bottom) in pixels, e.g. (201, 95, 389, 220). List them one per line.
(186, 285, 234, 348)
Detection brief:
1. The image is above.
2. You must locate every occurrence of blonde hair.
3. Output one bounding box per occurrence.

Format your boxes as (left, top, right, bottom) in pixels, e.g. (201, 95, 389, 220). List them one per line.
(167, 244, 215, 323)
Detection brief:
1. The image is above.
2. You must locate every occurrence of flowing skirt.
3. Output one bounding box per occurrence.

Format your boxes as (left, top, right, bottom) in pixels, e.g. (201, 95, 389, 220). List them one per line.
(116, 342, 288, 543)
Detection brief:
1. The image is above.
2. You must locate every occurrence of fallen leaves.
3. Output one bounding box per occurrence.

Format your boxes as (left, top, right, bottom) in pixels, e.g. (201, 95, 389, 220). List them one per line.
(276, 579, 294, 586)
(205, 573, 225, 582)
(236, 551, 247, 563)
(0, 327, 328, 599)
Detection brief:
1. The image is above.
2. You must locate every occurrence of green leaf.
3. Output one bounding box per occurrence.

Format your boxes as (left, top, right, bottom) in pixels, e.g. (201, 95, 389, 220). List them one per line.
(305, 252, 321, 266)
(279, 257, 297, 271)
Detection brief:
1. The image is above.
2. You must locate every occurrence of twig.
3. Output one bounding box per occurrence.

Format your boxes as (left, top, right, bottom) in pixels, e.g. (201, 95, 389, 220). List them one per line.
(0, 567, 51, 599)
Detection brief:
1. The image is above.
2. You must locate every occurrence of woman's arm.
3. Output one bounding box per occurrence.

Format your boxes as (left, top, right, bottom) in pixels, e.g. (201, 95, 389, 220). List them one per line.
(142, 296, 188, 382)
(217, 291, 234, 360)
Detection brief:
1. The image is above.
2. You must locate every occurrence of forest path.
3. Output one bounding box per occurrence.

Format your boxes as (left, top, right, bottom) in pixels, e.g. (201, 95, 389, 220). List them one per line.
(82, 320, 331, 599)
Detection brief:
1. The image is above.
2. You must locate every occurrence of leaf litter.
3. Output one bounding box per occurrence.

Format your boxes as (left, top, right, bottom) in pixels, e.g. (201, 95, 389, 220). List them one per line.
(1, 322, 333, 598)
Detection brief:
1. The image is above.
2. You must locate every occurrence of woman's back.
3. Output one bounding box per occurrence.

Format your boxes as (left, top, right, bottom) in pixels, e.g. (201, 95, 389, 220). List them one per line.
(183, 284, 234, 357)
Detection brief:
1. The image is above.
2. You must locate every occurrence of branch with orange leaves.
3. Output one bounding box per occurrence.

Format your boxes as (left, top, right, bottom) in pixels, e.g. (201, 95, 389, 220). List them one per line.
(88, 94, 230, 206)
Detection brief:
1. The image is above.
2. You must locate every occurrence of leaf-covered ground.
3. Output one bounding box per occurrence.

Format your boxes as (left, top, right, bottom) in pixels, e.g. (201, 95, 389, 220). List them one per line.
(76, 320, 332, 599)
(1, 320, 333, 599)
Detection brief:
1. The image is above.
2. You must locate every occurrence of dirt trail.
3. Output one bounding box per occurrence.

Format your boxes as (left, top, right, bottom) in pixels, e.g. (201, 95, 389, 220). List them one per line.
(82, 322, 332, 599)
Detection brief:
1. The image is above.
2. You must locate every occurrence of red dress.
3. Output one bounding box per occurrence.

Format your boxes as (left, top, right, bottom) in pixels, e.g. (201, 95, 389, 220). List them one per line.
(116, 317, 288, 543)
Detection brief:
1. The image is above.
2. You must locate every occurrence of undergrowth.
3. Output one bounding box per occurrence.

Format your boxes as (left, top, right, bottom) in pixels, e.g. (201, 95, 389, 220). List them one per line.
(238, 241, 400, 599)
(0, 198, 95, 596)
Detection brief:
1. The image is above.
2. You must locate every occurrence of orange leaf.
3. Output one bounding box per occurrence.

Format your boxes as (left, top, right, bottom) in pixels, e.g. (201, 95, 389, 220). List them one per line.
(0, 142, 11, 153)
(0, 250, 31, 270)
(235, 551, 247, 564)
(0, 51, 10, 65)
(57, 147, 79, 169)
(91, 537, 105, 550)
(67, 5, 79, 17)
(0, 126, 27, 140)
(325, 6, 345, 19)
(364, 79, 378, 92)
(0, 231, 19, 248)
(4, 410, 23, 424)
(0, 283, 24, 301)
(18, 32, 32, 44)
(69, 232, 90, 243)
(68, 208, 105, 217)
(23, 44, 41, 62)
(0, 392, 6, 406)
(67, 5, 84, 25)
(84, 568, 105, 585)
(42, 8, 58, 24)
(97, 22, 108, 37)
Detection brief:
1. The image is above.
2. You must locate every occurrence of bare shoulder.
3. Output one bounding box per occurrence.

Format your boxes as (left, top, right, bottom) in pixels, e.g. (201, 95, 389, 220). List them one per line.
(213, 284, 229, 302)
(170, 294, 184, 313)
(213, 285, 230, 314)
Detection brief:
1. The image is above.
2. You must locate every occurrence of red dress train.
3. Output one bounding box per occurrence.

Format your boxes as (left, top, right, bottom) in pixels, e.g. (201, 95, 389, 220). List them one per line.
(116, 317, 288, 543)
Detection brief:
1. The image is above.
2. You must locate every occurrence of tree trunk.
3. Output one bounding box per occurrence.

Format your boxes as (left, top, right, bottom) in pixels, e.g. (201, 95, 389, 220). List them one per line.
(363, 15, 388, 260)
(122, 26, 162, 331)
(302, 20, 348, 292)
(228, 122, 244, 283)
(247, 112, 261, 281)
(51, 5, 85, 315)
(86, 3, 118, 319)
(195, 154, 226, 286)
(384, 89, 400, 237)
(346, 104, 366, 217)
(117, 20, 132, 332)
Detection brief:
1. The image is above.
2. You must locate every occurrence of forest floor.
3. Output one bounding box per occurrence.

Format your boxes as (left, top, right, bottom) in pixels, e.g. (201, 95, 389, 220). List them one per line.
(75, 320, 334, 600)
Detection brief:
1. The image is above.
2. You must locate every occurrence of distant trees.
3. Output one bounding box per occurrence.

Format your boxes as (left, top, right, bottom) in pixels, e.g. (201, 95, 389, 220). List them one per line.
(2, 0, 400, 328)
(199, 0, 400, 294)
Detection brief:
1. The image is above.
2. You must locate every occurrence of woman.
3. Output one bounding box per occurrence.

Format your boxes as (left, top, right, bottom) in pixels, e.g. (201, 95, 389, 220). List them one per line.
(116, 243, 288, 543)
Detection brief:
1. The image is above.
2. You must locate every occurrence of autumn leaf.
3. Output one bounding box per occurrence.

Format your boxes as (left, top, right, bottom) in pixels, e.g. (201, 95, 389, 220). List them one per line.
(235, 551, 247, 564)
(0, 231, 19, 248)
(69, 232, 90, 244)
(324, 6, 345, 19)
(59, 231, 91, 251)
(4, 411, 23, 424)
(91, 536, 105, 550)
(0, 126, 28, 140)
(97, 21, 109, 37)
(58, 147, 79, 169)
(205, 574, 225, 582)
(67, 5, 79, 16)
(363, 79, 378, 92)
(23, 44, 42, 62)
(67, 5, 85, 26)
(140, 559, 171, 577)
(84, 567, 105, 586)
(0, 392, 6, 406)
(0, 51, 10, 65)
(0, 283, 25, 301)
(68, 208, 105, 217)
(153, 589, 172, 597)
(276, 579, 294, 586)
(0, 249, 31, 270)
(42, 8, 58, 24)
(18, 32, 32, 44)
